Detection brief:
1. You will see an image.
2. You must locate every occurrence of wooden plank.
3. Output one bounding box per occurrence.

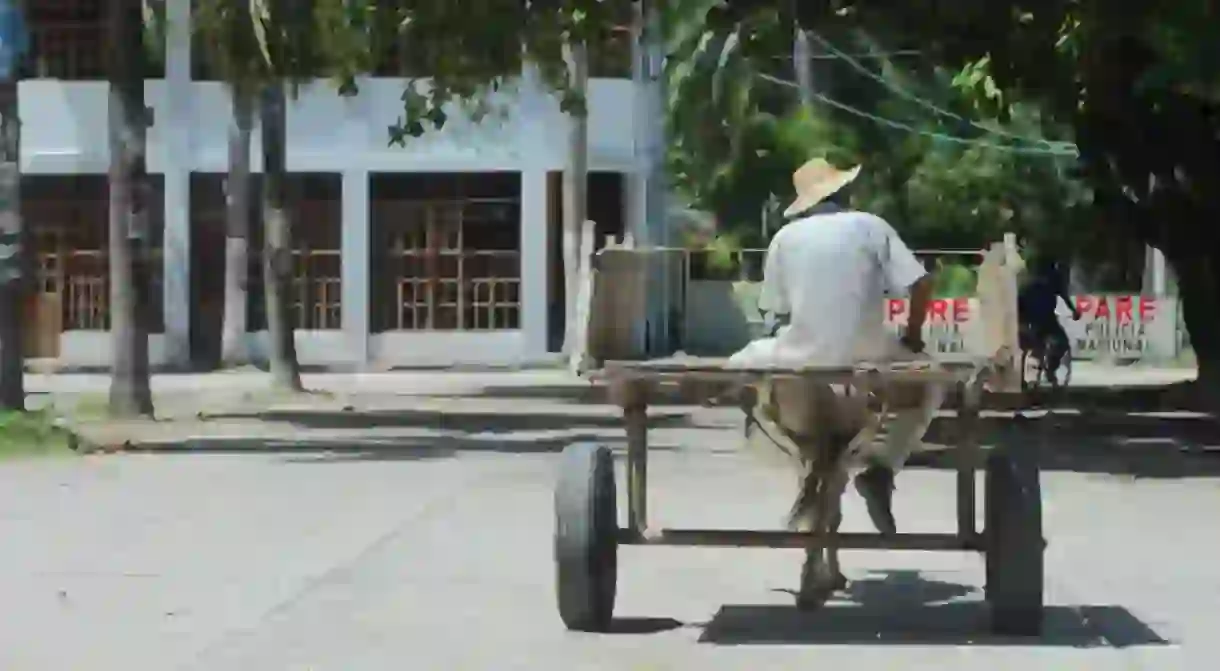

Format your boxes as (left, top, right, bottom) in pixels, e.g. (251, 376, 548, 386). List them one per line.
(975, 238, 1023, 391)
(618, 528, 981, 551)
(956, 379, 981, 538)
(601, 354, 987, 372)
(624, 391, 649, 536)
(589, 353, 996, 387)
(608, 370, 979, 386)
(593, 367, 984, 386)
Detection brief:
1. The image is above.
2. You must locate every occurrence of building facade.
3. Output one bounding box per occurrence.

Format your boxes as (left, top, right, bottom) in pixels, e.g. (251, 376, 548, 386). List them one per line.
(20, 0, 637, 369)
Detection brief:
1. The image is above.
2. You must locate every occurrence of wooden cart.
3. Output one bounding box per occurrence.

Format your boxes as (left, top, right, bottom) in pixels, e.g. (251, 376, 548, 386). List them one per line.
(552, 355, 1044, 637)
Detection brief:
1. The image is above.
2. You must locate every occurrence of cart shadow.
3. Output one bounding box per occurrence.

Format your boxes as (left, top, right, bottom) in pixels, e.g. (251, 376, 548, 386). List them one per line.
(603, 617, 688, 634)
(914, 411, 1220, 478)
(699, 570, 1170, 648)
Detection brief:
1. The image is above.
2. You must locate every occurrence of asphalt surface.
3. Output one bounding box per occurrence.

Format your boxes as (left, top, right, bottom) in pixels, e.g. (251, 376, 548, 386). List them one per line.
(1, 430, 1214, 670)
(21, 360, 1198, 400)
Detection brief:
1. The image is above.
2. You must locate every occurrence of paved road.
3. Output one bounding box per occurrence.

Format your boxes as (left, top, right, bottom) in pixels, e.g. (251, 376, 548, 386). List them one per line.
(1, 432, 1213, 670)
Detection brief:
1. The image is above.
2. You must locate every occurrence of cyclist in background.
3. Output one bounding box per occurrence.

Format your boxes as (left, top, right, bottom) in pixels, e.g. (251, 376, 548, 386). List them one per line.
(1017, 257, 1081, 385)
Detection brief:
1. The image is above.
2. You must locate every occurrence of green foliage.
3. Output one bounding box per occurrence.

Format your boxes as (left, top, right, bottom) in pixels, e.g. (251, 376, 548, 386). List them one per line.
(313, 0, 636, 143)
(141, 1, 168, 70)
(932, 261, 977, 297)
(768, 0, 1220, 367)
(188, 0, 379, 97)
(774, 0, 1220, 241)
(665, 12, 1085, 256)
(704, 231, 743, 272)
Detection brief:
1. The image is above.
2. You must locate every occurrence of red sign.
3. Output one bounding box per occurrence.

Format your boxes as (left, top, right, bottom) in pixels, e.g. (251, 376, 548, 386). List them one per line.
(885, 297, 971, 324)
(1073, 296, 1156, 323)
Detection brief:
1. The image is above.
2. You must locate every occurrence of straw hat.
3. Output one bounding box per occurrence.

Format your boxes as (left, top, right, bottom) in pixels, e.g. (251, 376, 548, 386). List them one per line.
(782, 158, 862, 218)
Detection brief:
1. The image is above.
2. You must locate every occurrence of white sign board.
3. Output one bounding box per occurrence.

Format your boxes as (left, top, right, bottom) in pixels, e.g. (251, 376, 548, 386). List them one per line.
(884, 294, 1178, 360)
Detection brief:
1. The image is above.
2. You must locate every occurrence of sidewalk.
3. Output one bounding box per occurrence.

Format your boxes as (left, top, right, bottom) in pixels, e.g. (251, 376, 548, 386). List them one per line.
(23, 360, 1197, 397)
(32, 361, 1206, 458)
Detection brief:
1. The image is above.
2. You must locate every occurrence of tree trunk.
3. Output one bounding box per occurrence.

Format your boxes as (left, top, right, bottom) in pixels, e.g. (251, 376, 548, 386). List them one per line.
(560, 40, 589, 357)
(259, 82, 301, 391)
(0, 69, 23, 411)
(1163, 243, 1220, 400)
(220, 87, 255, 366)
(106, 0, 153, 417)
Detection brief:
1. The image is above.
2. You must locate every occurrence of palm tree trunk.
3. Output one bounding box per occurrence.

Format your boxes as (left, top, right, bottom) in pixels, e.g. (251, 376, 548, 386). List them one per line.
(220, 87, 255, 366)
(0, 59, 23, 411)
(259, 82, 301, 391)
(107, 0, 153, 417)
(560, 40, 589, 356)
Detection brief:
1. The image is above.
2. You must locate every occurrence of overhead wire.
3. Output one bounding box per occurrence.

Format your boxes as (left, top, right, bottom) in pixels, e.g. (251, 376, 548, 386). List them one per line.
(755, 71, 1080, 157)
(803, 30, 1078, 154)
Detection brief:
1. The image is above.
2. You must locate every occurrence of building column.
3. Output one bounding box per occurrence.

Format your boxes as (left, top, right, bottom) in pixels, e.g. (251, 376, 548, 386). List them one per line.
(517, 64, 552, 358)
(519, 168, 548, 355)
(341, 170, 370, 368)
(161, 0, 193, 368)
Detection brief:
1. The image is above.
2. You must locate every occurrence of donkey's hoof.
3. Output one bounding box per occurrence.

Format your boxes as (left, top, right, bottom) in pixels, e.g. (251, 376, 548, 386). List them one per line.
(795, 594, 826, 611)
(795, 575, 845, 610)
(795, 586, 833, 611)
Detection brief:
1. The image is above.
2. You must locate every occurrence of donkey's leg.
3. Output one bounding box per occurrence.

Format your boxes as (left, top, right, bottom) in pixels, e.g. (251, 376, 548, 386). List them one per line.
(795, 467, 834, 610)
(816, 450, 852, 596)
(796, 455, 850, 609)
(797, 548, 829, 610)
(824, 466, 851, 592)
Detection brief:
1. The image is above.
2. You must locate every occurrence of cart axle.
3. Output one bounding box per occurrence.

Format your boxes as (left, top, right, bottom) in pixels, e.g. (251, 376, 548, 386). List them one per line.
(617, 527, 984, 551)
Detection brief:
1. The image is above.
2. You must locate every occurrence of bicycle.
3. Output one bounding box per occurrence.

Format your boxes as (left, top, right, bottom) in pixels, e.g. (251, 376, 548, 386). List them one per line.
(1019, 323, 1073, 400)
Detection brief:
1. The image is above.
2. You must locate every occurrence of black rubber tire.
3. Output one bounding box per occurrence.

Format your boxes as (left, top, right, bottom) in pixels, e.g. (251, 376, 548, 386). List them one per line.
(984, 445, 1045, 636)
(554, 443, 618, 632)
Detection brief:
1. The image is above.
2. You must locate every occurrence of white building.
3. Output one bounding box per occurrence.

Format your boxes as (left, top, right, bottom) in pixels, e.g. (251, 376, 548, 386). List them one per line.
(20, 0, 638, 369)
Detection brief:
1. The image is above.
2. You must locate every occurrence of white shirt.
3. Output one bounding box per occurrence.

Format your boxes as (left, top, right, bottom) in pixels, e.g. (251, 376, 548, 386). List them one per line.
(729, 209, 928, 367)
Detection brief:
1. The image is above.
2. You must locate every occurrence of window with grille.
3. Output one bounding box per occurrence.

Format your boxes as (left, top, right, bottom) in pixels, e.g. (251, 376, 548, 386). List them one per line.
(25, 175, 166, 332)
(189, 173, 343, 331)
(370, 173, 521, 332)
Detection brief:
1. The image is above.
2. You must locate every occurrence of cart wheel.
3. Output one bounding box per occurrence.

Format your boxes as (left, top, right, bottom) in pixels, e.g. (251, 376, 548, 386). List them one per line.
(984, 445, 1044, 636)
(554, 443, 618, 632)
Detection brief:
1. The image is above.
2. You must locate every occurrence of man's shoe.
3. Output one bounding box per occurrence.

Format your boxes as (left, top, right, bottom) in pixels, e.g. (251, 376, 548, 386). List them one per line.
(854, 466, 897, 535)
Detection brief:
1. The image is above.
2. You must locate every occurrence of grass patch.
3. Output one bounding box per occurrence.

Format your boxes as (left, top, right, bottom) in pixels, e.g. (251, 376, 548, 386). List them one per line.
(0, 409, 77, 460)
(59, 394, 113, 421)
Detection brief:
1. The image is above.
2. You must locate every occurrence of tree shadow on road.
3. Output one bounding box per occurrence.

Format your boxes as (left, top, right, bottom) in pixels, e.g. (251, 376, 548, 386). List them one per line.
(472, 378, 1207, 410)
(914, 410, 1220, 478)
(115, 432, 739, 461)
(699, 570, 1170, 648)
(204, 406, 695, 433)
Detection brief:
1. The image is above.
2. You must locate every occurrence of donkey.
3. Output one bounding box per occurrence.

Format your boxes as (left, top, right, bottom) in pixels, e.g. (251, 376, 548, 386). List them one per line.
(705, 360, 946, 609)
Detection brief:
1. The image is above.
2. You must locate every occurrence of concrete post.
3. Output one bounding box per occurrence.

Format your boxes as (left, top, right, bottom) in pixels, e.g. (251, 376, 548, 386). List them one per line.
(341, 170, 369, 368)
(517, 64, 551, 358)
